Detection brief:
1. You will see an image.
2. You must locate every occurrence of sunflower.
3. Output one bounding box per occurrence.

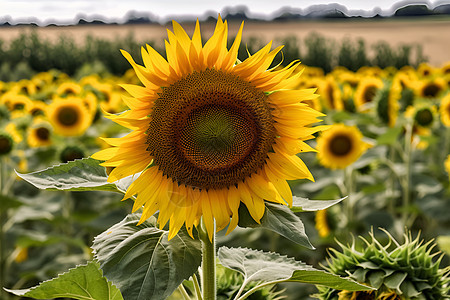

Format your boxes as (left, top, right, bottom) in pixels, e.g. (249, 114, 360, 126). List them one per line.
(56, 81, 82, 96)
(445, 155, 450, 176)
(416, 77, 447, 99)
(28, 100, 48, 118)
(417, 62, 434, 77)
(337, 289, 376, 300)
(316, 124, 371, 170)
(375, 81, 400, 128)
(354, 77, 383, 112)
(315, 209, 331, 238)
(441, 93, 450, 127)
(92, 16, 325, 240)
(0, 132, 14, 156)
(320, 76, 343, 111)
(27, 121, 53, 148)
(47, 97, 92, 136)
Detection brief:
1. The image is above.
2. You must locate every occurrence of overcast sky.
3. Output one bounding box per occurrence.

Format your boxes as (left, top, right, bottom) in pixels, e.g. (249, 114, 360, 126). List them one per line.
(1, 0, 448, 25)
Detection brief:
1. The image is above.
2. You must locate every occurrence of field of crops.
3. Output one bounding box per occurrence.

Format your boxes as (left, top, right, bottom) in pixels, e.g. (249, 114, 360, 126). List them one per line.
(1, 18, 450, 300)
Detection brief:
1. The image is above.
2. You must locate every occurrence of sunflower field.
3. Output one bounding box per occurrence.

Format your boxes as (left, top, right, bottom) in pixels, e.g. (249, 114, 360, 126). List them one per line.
(0, 18, 450, 300)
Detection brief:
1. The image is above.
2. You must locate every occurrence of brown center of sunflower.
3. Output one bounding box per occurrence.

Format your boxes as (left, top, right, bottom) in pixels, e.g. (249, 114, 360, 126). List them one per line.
(415, 108, 433, 127)
(0, 135, 13, 155)
(146, 69, 276, 189)
(36, 127, 50, 141)
(363, 85, 378, 103)
(57, 107, 79, 126)
(12, 103, 25, 111)
(423, 83, 440, 98)
(329, 134, 352, 156)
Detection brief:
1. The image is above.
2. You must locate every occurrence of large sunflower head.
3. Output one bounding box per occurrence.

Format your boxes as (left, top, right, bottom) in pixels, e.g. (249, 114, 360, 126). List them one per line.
(47, 97, 92, 136)
(92, 16, 325, 240)
(316, 124, 371, 170)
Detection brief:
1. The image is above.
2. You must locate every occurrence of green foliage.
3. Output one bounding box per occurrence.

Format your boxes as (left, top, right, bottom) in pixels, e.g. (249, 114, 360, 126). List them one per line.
(6, 261, 123, 300)
(92, 214, 202, 300)
(218, 246, 373, 299)
(0, 30, 428, 80)
(16, 157, 121, 192)
(0, 31, 154, 80)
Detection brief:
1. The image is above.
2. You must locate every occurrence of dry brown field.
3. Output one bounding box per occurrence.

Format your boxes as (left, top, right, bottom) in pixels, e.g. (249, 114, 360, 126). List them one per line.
(0, 18, 449, 67)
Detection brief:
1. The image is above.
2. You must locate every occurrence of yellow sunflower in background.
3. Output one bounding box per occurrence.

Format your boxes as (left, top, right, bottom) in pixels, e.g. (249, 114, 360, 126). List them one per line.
(56, 81, 82, 96)
(440, 93, 450, 127)
(417, 77, 447, 99)
(317, 124, 371, 170)
(28, 100, 48, 118)
(92, 16, 325, 240)
(445, 155, 450, 176)
(27, 121, 53, 148)
(354, 77, 383, 111)
(320, 76, 343, 111)
(417, 62, 435, 77)
(315, 209, 331, 238)
(47, 97, 91, 136)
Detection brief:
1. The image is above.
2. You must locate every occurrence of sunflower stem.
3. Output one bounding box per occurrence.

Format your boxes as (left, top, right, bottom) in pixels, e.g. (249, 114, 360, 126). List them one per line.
(192, 274, 203, 300)
(199, 218, 216, 300)
(402, 119, 413, 226)
(178, 284, 192, 300)
(0, 157, 8, 300)
(344, 166, 354, 228)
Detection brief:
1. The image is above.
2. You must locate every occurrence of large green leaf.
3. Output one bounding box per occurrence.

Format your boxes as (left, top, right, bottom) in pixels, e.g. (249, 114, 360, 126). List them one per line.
(290, 196, 345, 212)
(5, 261, 123, 300)
(16, 157, 121, 192)
(218, 247, 374, 294)
(92, 214, 202, 300)
(238, 201, 314, 249)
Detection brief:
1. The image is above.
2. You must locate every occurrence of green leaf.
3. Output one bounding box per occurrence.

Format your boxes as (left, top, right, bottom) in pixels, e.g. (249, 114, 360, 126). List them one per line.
(5, 261, 123, 300)
(218, 247, 373, 292)
(0, 194, 23, 210)
(238, 201, 314, 249)
(376, 126, 403, 145)
(16, 157, 120, 192)
(290, 196, 346, 212)
(92, 214, 202, 300)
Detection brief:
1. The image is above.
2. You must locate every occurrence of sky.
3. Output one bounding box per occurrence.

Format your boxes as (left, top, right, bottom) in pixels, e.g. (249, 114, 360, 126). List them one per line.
(1, 0, 449, 25)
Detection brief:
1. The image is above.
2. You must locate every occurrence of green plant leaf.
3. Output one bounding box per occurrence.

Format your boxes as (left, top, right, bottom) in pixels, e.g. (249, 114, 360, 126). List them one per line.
(16, 157, 120, 192)
(290, 196, 346, 212)
(0, 194, 23, 210)
(218, 247, 374, 293)
(5, 261, 123, 300)
(238, 201, 314, 249)
(92, 214, 202, 300)
(376, 126, 403, 145)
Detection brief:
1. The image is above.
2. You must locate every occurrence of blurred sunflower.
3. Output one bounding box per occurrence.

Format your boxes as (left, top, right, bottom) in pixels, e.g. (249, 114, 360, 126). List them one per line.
(416, 77, 447, 99)
(354, 77, 383, 111)
(315, 209, 331, 238)
(375, 81, 401, 128)
(92, 16, 325, 240)
(440, 93, 450, 127)
(7, 94, 33, 113)
(28, 100, 48, 118)
(320, 76, 343, 111)
(27, 121, 53, 148)
(417, 62, 435, 77)
(445, 155, 450, 176)
(0, 132, 14, 156)
(56, 81, 82, 96)
(441, 61, 450, 75)
(316, 124, 371, 170)
(47, 97, 91, 136)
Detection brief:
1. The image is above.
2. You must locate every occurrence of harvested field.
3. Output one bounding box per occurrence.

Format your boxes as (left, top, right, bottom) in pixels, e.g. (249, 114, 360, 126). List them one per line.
(0, 18, 449, 66)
